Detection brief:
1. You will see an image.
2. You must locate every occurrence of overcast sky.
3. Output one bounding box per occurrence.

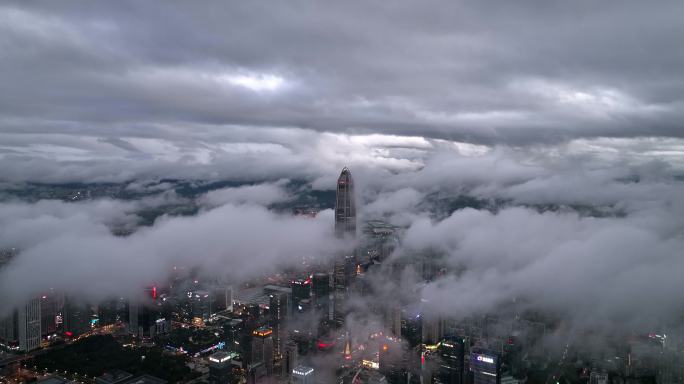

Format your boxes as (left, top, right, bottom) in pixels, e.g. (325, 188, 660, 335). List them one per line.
(2, 2, 684, 334)
(1, 1, 684, 183)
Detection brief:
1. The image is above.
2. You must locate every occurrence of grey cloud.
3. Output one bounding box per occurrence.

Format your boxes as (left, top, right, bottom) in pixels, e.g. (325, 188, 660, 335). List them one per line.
(197, 180, 292, 208)
(1, 1, 684, 153)
(402, 205, 684, 331)
(0, 202, 340, 314)
(3, 0, 684, 342)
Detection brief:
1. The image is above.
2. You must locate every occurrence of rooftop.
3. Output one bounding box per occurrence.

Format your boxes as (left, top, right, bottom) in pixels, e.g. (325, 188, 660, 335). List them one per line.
(209, 350, 236, 364)
(95, 370, 134, 384)
(263, 284, 292, 294)
(123, 375, 168, 384)
(36, 377, 75, 384)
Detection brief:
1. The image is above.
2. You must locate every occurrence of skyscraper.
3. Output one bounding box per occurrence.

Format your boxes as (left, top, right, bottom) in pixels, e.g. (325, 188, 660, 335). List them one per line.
(470, 349, 501, 384)
(18, 297, 41, 352)
(435, 336, 466, 384)
(335, 167, 356, 238)
(333, 167, 357, 317)
(291, 278, 311, 314)
(40, 293, 60, 337)
(312, 272, 331, 319)
(252, 326, 274, 374)
(269, 291, 288, 357)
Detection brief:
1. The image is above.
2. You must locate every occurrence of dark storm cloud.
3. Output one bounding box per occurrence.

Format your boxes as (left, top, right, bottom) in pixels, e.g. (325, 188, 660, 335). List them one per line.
(1, 0, 684, 157)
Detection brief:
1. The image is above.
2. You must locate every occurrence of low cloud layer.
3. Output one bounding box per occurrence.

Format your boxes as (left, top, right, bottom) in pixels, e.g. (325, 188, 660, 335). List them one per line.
(197, 180, 292, 208)
(0, 199, 340, 313)
(406, 206, 684, 331)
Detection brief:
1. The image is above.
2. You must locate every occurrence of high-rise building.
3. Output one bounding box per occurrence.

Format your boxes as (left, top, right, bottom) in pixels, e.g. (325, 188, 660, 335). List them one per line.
(470, 349, 501, 384)
(385, 305, 401, 337)
(335, 167, 356, 238)
(63, 298, 91, 338)
(435, 336, 466, 384)
(18, 297, 41, 352)
(312, 272, 331, 317)
(291, 278, 311, 314)
(422, 314, 446, 345)
(283, 339, 299, 377)
(98, 298, 127, 327)
(0, 310, 19, 350)
(191, 290, 212, 323)
(40, 293, 60, 337)
(379, 340, 406, 383)
(224, 318, 244, 353)
(401, 309, 422, 348)
(269, 291, 288, 357)
(211, 285, 233, 313)
(208, 351, 236, 384)
(333, 167, 357, 321)
(252, 326, 274, 375)
(129, 301, 166, 339)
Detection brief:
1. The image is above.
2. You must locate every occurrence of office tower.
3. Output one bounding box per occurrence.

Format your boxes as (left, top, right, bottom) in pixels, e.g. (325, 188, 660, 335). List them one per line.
(386, 305, 402, 337)
(269, 291, 288, 357)
(0, 309, 18, 350)
(379, 340, 406, 384)
(98, 298, 127, 327)
(212, 285, 233, 313)
(435, 336, 466, 384)
(291, 278, 311, 313)
(333, 167, 357, 322)
(401, 309, 422, 348)
(283, 339, 299, 377)
(470, 349, 501, 384)
(129, 301, 162, 339)
(334, 166, 356, 237)
(252, 326, 274, 374)
(18, 297, 41, 352)
(208, 351, 236, 384)
(334, 168, 357, 274)
(344, 254, 357, 288)
(63, 298, 91, 338)
(40, 293, 60, 337)
(270, 292, 288, 324)
(422, 314, 446, 345)
(191, 290, 212, 323)
(312, 272, 330, 316)
(224, 318, 244, 353)
(291, 365, 314, 384)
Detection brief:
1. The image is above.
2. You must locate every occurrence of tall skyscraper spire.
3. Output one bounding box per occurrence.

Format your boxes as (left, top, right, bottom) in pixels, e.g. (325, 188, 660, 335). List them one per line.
(332, 167, 357, 323)
(335, 167, 356, 238)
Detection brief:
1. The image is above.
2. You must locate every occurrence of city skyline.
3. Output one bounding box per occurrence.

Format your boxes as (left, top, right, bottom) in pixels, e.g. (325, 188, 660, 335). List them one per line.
(1, 1, 684, 383)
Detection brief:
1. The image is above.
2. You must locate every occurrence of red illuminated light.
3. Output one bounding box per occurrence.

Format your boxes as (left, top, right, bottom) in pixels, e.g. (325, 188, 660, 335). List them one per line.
(317, 341, 335, 349)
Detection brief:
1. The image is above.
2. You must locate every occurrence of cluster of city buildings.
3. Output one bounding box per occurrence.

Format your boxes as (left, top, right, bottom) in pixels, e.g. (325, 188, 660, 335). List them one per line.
(1, 168, 682, 384)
